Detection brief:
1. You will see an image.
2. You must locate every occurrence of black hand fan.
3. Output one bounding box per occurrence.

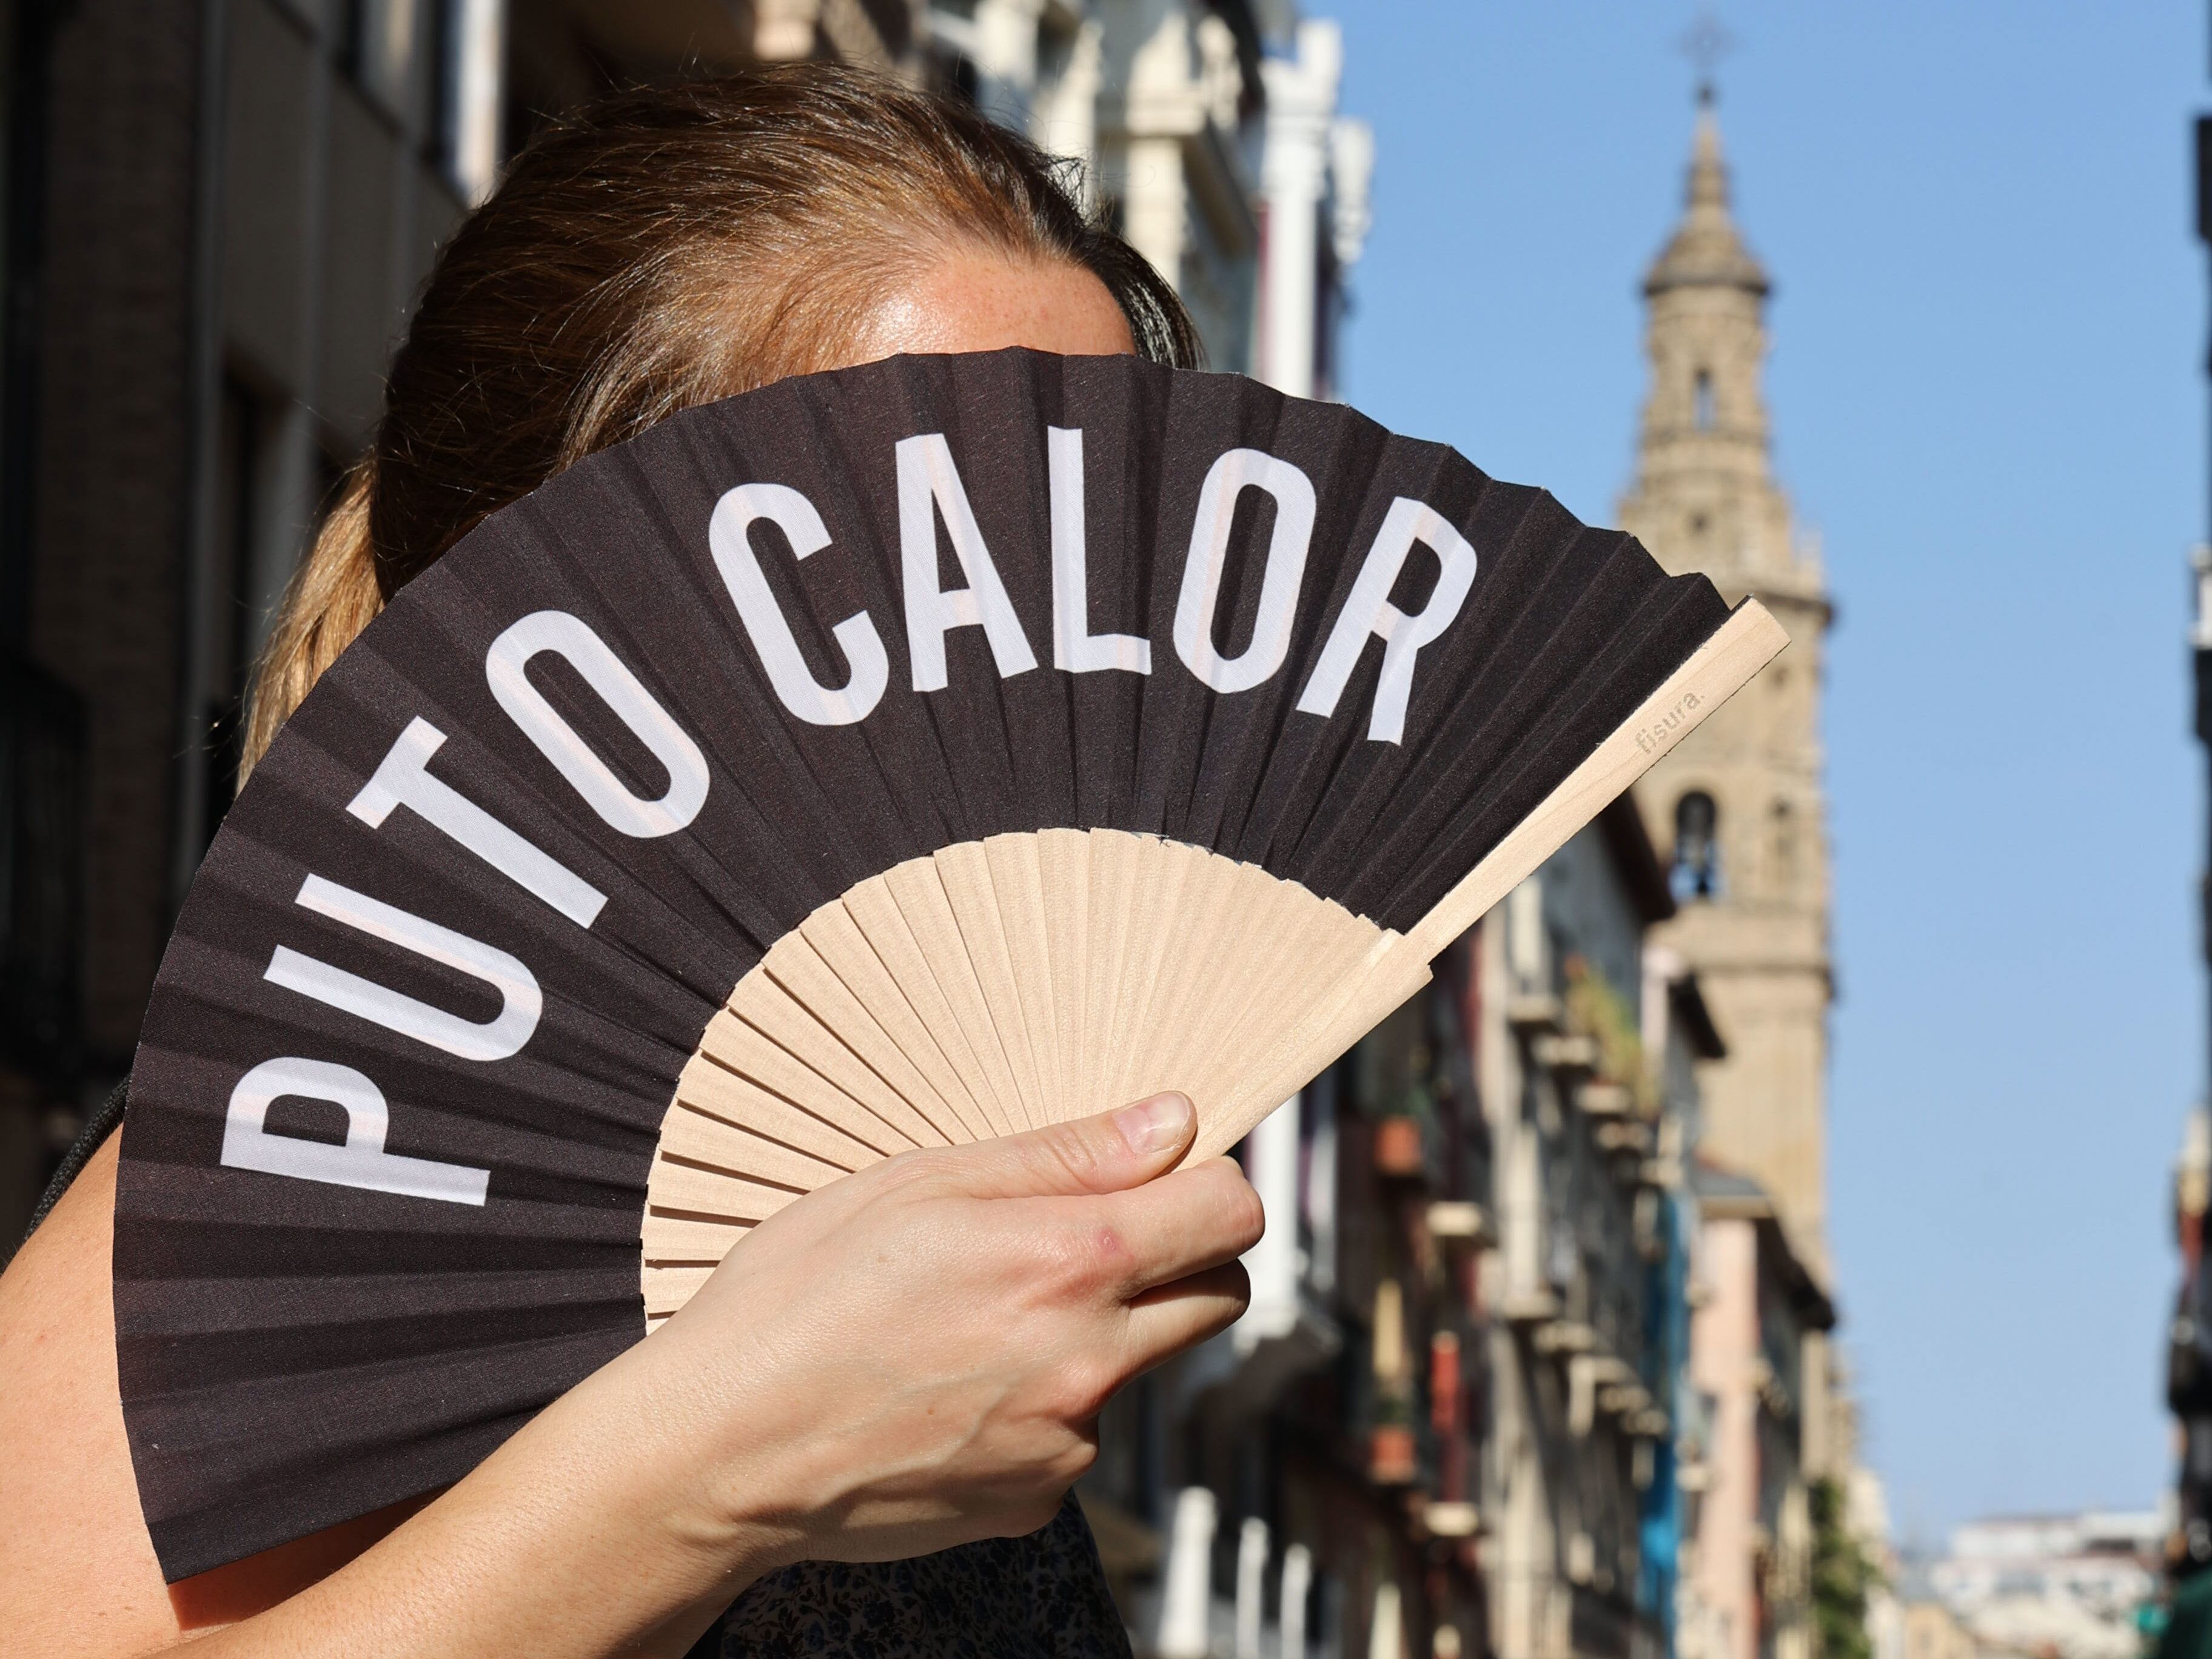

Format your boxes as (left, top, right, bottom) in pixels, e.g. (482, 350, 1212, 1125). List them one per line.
(114, 348, 1782, 1580)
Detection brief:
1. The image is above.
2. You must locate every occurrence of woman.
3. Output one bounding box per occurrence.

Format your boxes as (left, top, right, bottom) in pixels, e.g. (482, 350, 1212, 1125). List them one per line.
(0, 67, 1264, 1658)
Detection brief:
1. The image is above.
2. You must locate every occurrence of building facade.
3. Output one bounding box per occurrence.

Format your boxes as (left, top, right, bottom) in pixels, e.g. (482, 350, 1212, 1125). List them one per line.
(0, 0, 930, 1244)
(1674, 1164, 1834, 1659)
(1924, 1510, 2163, 1659)
(2179, 18, 2212, 1591)
(0, 0, 1361, 1247)
(1615, 92, 1834, 1279)
(1111, 791, 1710, 1659)
(1613, 88, 1862, 1659)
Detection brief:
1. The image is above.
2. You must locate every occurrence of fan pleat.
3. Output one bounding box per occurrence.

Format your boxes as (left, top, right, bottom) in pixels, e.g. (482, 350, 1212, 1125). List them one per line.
(665, 1059, 866, 1182)
(1036, 828, 1093, 1119)
(640, 1144, 804, 1219)
(688, 1013, 903, 1162)
(793, 902, 994, 1145)
(1370, 568, 1726, 915)
(881, 859, 1030, 1136)
(723, 972, 936, 1151)
(983, 833, 1064, 1122)
(1296, 518, 1637, 919)
(933, 841, 1044, 1131)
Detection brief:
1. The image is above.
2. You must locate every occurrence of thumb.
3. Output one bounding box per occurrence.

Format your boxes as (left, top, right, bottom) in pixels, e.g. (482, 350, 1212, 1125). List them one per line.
(943, 1093, 1196, 1199)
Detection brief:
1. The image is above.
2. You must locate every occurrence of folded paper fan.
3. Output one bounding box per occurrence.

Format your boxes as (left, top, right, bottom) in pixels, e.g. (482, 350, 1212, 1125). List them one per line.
(115, 348, 1783, 1579)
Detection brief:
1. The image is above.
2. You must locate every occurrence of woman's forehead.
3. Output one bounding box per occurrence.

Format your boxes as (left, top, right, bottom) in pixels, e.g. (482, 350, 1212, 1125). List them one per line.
(839, 253, 1136, 367)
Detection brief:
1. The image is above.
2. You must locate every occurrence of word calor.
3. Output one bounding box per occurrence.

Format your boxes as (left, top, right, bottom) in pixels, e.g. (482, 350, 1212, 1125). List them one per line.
(711, 429, 1478, 746)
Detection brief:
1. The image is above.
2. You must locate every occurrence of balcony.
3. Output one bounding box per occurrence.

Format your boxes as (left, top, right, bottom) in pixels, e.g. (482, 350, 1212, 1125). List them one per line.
(1424, 1500, 1483, 1539)
(1373, 1111, 1427, 1179)
(1501, 1287, 1562, 1326)
(1533, 1318, 1598, 1356)
(1426, 1199, 1494, 1247)
(1578, 1081, 1634, 1118)
(1595, 1122, 1652, 1156)
(1532, 1032, 1600, 1072)
(1506, 990, 1563, 1033)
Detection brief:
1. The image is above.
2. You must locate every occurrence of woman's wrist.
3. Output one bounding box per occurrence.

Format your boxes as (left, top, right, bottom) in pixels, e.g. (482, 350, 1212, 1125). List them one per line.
(512, 1322, 809, 1617)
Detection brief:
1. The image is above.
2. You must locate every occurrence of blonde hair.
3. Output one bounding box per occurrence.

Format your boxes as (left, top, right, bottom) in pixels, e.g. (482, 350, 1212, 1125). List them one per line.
(239, 65, 1196, 781)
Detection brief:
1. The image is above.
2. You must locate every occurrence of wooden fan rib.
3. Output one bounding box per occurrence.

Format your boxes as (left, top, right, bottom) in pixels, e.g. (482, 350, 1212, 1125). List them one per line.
(1185, 881, 1382, 1117)
(638, 1149, 801, 1219)
(729, 960, 941, 1153)
(708, 1002, 908, 1162)
(1148, 859, 1277, 1113)
(641, 1212, 751, 1265)
(982, 833, 1062, 1126)
(848, 871, 1018, 1139)
(1036, 827, 1091, 1121)
(644, 1266, 715, 1318)
(1199, 939, 1434, 1164)
(797, 900, 993, 1145)
(1099, 837, 1194, 1111)
(1080, 830, 1140, 1119)
(932, 842, 1045, 1131)
(665, 1070, 869, 1188)
(1111, 845, 1244, 1110)
(893, 856, 1034, 1136)
(758, 933, 957, 1148)
(1150, 850, 1276, 1106)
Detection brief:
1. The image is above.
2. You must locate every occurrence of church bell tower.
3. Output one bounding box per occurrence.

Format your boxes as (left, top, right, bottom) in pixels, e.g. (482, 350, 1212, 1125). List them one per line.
(1618, 90, 1836, 1272)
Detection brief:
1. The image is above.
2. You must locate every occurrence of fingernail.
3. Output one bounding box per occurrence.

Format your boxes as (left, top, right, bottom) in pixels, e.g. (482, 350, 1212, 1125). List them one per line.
(1114, 1093, 1193, 1156)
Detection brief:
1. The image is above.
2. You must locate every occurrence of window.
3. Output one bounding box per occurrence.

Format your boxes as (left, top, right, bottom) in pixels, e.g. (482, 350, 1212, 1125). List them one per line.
(1769, 799, 1797, 890)
(1693, 369, 1715, 432)
(1672, 791, 1720, 901)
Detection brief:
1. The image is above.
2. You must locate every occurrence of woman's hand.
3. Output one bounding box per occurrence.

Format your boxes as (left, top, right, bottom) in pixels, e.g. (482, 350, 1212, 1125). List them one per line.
(0, 1091, 1258, 1658)
(631, 1090, 1260, 1574)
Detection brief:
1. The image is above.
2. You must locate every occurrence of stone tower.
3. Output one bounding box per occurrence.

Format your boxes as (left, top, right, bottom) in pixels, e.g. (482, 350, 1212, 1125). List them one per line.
(1618, 92, 1835, 1273)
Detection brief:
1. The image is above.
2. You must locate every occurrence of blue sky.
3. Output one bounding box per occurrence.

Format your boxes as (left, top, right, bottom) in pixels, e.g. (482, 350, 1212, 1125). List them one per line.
(1327, 1, 2207, 1541)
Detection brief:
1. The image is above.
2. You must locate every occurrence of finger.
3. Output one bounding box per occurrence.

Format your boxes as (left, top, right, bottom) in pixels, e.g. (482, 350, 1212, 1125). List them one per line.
(1074, 1156, 1264, 1296)
(1121, 1261, 1252, 1369)
(930, 1093, 1195, 1200)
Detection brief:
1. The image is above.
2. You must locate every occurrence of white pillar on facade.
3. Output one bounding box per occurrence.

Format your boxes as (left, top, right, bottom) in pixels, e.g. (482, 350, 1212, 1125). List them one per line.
(1280, 1541, 1313, 1658)
(1255, 19, 1341, 397)
(1329, 114, 1375, 269)
(1157, 1484, 1218, 1659)
(971, 0, 1047, 129)
(754, 0, 820, 59)
(1110, 5, 1198, 289)
(1370, 1581, 1407, 1659)
(1235, 1090, 1302, 1352)
(1031, 18, 1103, 198)
(450, 0, 507, 207)
(1235, 1517, 1269, 1659)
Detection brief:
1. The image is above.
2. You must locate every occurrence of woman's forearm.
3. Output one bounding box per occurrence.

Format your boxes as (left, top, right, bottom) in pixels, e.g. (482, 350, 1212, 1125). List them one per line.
(170, 1342, 781, 1659)
(4, 1098, 1253, 1659)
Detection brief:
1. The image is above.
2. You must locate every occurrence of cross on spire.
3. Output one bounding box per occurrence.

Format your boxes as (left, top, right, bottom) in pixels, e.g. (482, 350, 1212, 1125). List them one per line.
(1678, 7, 1735, 106)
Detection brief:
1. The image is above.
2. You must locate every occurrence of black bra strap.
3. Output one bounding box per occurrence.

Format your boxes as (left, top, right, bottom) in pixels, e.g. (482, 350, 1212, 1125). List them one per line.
(17, 1076, 128, 1256)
